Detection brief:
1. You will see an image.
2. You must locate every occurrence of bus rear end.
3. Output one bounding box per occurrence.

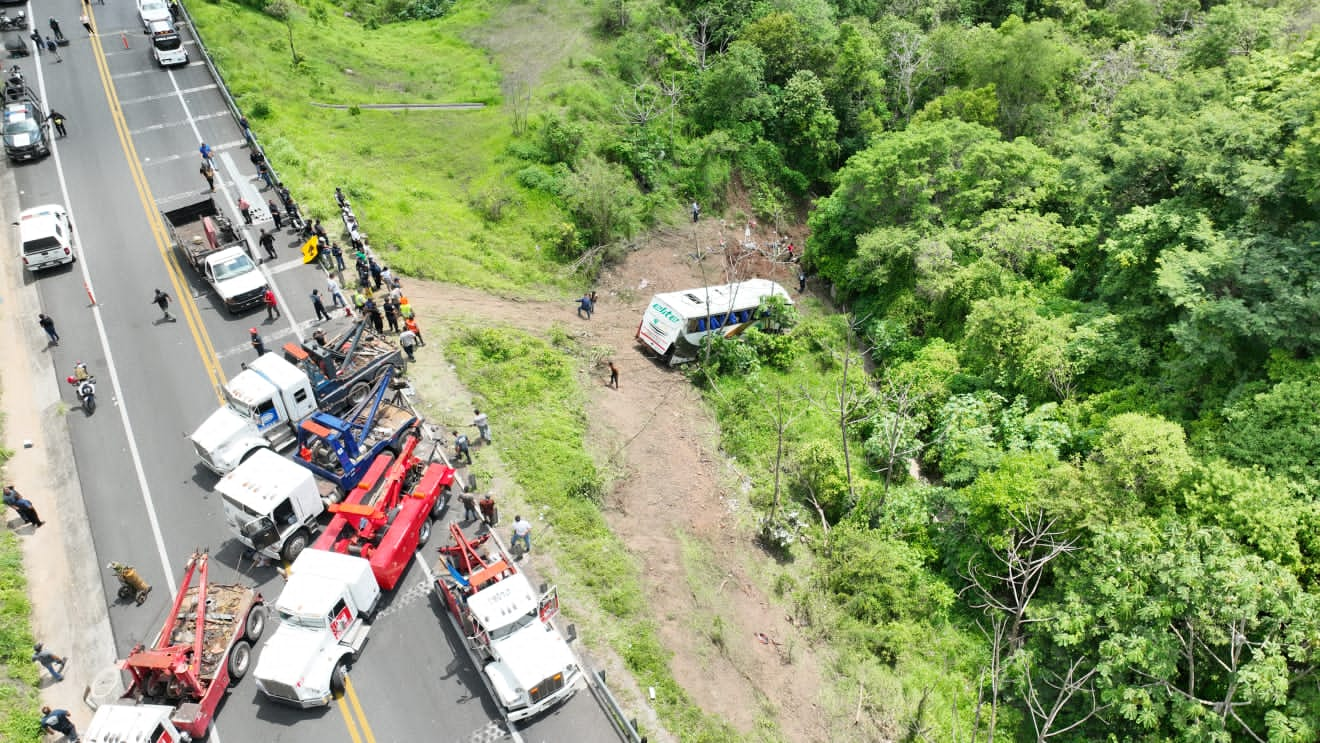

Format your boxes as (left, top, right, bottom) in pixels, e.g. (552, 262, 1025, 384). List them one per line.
(636, 297, 684, 359)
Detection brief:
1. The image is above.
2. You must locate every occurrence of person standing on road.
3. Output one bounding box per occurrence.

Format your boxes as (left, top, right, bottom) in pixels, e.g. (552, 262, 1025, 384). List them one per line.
(48, 110, 67, 137)
(4, 486, 44, 527)
(32, 645, 65, 681)
(37, 313, 59, 345)
(199, 161, 215, 192)
(452, 430, 473, 464)
(44, 37, 61, 62)
(478, 493, 499, 526)
(608, 361, 619, 389)
(238, 197, 253, 225)
(511, 516, 531, 554)
(330, 242, 345, 272)
(258, 229, 276, 261)
(326, 275, 347, 308)
(263, 288, 280, 320)
(80, 11, 92, 34)
(368, 258, 383, 291)
(30, 29, 43, 54)
(267, 200, 283, 230)
(239, 115, 255, 147)
(383, 298, 399, 333)
(458, 491, 478, 522)
(151, 289, 176, 322)
(250, 328, 265, 357)
(472, 409, 491, 444)
(49, 18, 64, 42)
(40, 707, 79, 742)
(257, 161, 275, 190)
(398, 328, 417, 361)
(310, 290, 330, 322)
(199, 142, 214, 169)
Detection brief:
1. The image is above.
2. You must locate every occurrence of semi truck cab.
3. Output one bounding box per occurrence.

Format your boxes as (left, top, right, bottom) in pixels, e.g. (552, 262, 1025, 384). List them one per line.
(191, 354, 319, 473)
(218, 448, 325, 563)
(254, 550, 379, 708)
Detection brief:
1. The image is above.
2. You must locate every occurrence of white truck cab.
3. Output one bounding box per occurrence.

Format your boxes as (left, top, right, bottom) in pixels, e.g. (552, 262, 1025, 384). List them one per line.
(254, 550, 379, 708)
(192, 353, 319, 474)
(84, 703, 185, 743)
(467, 571, 582, 720)
(17, 204, 75, 272)
(218, 448, 324, 563)
(147, 20, 188, 66)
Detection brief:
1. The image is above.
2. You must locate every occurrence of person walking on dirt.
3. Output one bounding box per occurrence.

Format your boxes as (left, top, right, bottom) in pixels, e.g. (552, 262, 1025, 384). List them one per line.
(4, 486, 43, 527)
(403, 316, 424, 347)
(452, 430, 473, 464)
(472, 409, 491, 444)
(263, 288, 280, 320)
(330, 242, 345, 272)
(199, 161, 215, 192)
(383, 298, 400, 333)
(32, 645, 65, 681)
(511, 515, 531, 555)
(49, 18, 64, 42)
(310, 290, 330, 322)
(798, 269, 807, 293)
(40, 707, 79, 741)
(691, 201, 700, 222)
(37, 313, 59, 345)
(250, 328, 265, 357)
(398, 328, 418, 361)
(48, 110, 67, 137)
(608, 361, 619, 389)
(152, 289, 176, 322)
(576, 293, 593, 319)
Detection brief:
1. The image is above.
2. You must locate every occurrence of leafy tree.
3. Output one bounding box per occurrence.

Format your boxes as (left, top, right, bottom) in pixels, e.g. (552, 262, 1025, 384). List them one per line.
(1209, 368, 1320, 487)
(689, 41, 775, 136)
(1084, 412, 1194, 512)
(561, 154, 641, 246)
(772, 70, 840, 183)
(959, 17, 1084, 138)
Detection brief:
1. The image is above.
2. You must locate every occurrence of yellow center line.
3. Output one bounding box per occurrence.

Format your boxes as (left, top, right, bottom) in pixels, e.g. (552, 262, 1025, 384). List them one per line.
(89, 16, 382, 743)
(86, 11, 227, 404)
(344, 674, 378, 743)
(335, 692, 364, 743)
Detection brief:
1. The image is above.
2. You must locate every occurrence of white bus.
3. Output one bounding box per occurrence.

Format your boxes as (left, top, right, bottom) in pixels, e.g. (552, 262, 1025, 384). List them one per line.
(636, 279, 792, 365)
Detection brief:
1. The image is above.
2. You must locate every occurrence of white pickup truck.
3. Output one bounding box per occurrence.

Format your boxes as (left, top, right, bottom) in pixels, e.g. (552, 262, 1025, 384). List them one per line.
(165, 198, 267, 313)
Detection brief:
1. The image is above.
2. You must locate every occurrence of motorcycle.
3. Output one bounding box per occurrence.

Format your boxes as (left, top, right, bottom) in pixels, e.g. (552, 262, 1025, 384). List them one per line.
(66, 373, 96, 414)
(0, 10, 28, 32)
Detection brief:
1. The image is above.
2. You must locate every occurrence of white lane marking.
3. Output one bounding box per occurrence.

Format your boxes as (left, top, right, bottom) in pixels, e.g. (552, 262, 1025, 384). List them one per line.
(118, 83, 217, 105)
(25, 4, 179, 602)
(140, 139, 242, 166)
(214, 318, 320, 360)
(130, 110, 228, 136)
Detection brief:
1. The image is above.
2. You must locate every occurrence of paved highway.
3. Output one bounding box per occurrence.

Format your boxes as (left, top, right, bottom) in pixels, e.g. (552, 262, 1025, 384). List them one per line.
(5, 3, 625, 741)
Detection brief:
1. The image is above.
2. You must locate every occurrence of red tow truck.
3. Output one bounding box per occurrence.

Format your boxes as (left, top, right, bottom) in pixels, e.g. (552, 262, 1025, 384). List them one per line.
(84, 551, 266, 740)
(254, 430, 456, 706)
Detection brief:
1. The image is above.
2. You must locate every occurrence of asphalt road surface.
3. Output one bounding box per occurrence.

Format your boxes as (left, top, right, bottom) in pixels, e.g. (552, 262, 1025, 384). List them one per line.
(4, 3, 626, 742)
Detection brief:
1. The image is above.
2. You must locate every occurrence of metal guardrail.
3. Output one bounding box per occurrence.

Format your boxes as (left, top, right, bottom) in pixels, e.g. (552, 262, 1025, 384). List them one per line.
(586, 669, 646, 743)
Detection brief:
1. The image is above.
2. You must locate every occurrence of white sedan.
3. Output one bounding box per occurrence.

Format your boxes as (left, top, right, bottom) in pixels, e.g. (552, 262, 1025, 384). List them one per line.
(138, 0, 172, 29)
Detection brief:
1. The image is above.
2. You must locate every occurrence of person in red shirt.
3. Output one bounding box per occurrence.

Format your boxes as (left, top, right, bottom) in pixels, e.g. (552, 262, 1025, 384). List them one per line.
(263, 288, 280, 320)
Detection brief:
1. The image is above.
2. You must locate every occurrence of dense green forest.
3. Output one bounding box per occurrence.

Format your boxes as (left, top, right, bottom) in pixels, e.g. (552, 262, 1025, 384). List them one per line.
(512, 0, 1320, 740)
(203, 0, 1320, 736)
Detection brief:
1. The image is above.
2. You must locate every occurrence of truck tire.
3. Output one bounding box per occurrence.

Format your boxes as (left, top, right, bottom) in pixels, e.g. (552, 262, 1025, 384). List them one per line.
(330, 661, 347, 696)
(228, 640, 253, 682)
(244, 605, 267, 641)
(417, 520, 432, 548)
(281, 529, 310, 563)
(346, 381, 371, 408)
(430, 498, 447, 521)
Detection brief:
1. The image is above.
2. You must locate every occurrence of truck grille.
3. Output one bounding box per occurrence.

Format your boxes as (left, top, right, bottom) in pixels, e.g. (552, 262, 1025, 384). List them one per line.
(231, 286, 266, 309)
(260, 678, 299, 702)
(527, 672, 566, 704)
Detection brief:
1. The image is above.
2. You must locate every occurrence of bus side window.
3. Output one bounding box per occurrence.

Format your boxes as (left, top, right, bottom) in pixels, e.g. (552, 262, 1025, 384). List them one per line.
(693, 318, 706, 332)
(738, 310, 751, 323)
(709, 316, 722, 330)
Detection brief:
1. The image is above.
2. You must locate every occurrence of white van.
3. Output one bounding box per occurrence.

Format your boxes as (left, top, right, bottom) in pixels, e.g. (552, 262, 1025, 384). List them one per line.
(636, 279, 792, 364)
(17, 204, 76, 272)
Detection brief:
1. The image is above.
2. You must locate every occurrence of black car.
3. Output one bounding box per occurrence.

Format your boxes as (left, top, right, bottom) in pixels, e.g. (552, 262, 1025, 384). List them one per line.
(3, 100, 49, 161)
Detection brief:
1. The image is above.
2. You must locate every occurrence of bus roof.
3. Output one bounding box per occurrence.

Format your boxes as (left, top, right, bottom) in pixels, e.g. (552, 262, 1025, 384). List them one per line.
(649, 279, 791, 319)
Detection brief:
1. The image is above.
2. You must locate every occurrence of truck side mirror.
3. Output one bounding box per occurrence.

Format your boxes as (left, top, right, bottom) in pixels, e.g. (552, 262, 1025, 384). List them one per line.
(566, 624, 577, 642)
(539, 582, 548, 594)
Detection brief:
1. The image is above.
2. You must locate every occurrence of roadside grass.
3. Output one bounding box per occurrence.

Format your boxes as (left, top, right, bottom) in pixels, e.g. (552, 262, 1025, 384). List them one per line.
(444, 324, 738, 742)
(0, 440, 41, 743)
(188, 0, 576, 295)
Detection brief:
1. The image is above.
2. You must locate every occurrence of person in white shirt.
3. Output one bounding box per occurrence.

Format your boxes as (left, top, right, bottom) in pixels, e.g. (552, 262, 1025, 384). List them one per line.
(511, 516, 531, 554)
(473, 409, 491, 444)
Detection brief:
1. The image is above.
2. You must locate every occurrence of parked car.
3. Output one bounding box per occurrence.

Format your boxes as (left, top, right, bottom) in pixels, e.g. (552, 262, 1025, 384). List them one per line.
(137, 0, 171, 30)
(3, 100, 48, 161)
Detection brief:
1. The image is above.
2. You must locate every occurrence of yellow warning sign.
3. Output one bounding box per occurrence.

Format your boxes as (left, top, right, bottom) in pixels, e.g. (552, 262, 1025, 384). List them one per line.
(301, 236, 320, 263)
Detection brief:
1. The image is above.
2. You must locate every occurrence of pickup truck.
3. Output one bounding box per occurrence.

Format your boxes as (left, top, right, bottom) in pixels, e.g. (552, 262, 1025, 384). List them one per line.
(190, 322, 401, 474)
(166, 198, 267, 312)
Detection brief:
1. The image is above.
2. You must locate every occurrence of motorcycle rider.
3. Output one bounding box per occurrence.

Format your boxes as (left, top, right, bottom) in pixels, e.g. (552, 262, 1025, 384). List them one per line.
(73, 361, 89, 382)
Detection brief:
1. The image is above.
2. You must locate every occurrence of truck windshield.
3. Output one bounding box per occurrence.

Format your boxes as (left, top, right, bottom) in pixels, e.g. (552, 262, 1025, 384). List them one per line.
(212, 254, 256, 281)
(277, 608, 327, 630)
(486, 609, 538, 641)
(153, 35, 182, 51)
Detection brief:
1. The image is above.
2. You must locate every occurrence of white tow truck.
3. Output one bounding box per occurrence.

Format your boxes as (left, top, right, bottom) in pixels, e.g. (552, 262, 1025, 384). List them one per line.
(435, 523, 582, 721)
(217, 448, 325, 563)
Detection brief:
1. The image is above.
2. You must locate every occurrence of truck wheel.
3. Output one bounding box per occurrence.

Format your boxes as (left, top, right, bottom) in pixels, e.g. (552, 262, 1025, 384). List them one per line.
(347, 381, 371, 408)
(281, 530, 310, 563)
(245, 605, 267, 641)
(430, 498, 446, 521)
(228, 640, 252, 682)
(330, 661, 347, 696)
(417, 520, 432, 548)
